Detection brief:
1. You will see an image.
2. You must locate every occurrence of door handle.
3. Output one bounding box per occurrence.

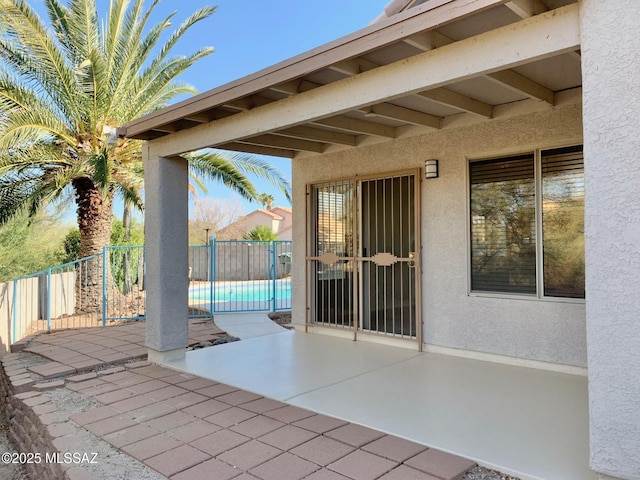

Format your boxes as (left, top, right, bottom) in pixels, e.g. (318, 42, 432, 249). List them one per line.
(408, 252, 415, 268)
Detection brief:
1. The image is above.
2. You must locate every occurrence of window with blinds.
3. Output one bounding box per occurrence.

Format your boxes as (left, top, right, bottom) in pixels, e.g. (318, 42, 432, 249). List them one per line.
(469, 146, 584, 298)
(542, 146, 585, 298)
(470, 154, 536, 294)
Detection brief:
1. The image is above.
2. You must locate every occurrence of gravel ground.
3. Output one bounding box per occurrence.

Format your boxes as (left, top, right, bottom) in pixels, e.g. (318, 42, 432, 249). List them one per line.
(0, 422, 28, 480)
(1, 353, 167, 480)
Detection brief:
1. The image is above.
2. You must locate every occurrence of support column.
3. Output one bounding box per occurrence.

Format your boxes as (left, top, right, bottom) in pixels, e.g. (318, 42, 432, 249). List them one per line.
(581, 1, 640, 479)
(143, 145, 189, 362)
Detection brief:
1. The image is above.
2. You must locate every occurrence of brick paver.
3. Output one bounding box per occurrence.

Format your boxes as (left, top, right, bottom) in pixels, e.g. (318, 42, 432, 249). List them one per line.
(144, 444, 211, 477)
(362, 435, 429, 462)
(404, 449, 477, 480)
(250, 452, 319, 480)
(290, 436, 355, 466)
(121, 433, 183, 461)
(170, 457, 240, 480)
(5, 322, 478, 480)
(328, 450, 398, 480)
(189, 429, 251, 457)
(258, 425, 318, 451)
(218, 440, 283, 470)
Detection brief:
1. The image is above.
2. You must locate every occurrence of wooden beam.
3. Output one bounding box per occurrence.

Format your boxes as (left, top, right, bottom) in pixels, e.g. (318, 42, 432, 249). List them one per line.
(361, 103, 441, 129)
(269, 79, 320, 96)
(505, 0, 547, 18)
(273, 125, 358, 146)
(312, 116, 397, 138)
(417, 88, 493, 118)
(403, 30, 452, 51)
(121, 0, 511, 138)
(568, 49, 581, 63)
(240, 134, 325, 153)
(487, 69, 555, 104)
(329, 58, 379, 76)
(146, 5, 579, 157)
(219, 142, 295, 158)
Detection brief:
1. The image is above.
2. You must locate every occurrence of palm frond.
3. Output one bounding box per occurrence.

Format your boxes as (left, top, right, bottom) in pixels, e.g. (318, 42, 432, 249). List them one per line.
(214, 152, 292, 202)
(0, 0, 82, 125)
(185, 152, 259, 202)
(142, 6, 216, 81)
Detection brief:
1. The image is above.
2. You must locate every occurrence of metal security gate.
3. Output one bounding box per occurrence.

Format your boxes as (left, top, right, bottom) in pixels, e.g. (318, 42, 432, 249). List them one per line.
(306, 170, 421, 346)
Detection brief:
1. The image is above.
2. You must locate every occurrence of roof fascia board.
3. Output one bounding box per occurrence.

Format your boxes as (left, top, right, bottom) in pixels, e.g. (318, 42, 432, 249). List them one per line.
(146, 4, 579, 159)
(120, 0, 510, 138)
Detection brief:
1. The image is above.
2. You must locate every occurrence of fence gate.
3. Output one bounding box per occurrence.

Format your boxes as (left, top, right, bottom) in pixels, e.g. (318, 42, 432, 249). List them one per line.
(188, 240, 292, 313)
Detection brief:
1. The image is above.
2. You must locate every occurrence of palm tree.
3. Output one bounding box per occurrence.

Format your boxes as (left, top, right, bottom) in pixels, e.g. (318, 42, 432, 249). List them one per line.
(0, 0, 215, 257)
(0, 0, 291, 311)
(257, 193, 275, 210)
(243, 225, 278, 241)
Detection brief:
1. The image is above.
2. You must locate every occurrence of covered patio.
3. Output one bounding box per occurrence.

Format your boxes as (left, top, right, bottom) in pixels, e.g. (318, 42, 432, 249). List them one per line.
(119, 1, 640, 479)
(162, 329, 593, 480)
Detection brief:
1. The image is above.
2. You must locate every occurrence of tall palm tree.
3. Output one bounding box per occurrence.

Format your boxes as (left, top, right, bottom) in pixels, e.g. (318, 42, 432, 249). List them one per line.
(0, 0, 215, 257)
(0, 0, 290, 311)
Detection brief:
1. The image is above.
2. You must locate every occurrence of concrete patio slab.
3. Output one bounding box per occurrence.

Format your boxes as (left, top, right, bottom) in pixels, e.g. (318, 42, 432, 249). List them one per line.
(162, 330, 595, 480)
(212, 312, 288, 339)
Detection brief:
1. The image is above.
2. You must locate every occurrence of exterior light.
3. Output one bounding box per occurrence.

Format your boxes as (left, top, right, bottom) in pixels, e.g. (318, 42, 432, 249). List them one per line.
(425, 159, 439, 179)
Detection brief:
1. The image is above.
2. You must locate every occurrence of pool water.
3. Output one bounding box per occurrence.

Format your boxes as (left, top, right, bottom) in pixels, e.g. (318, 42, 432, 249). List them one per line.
(189, 279, 292, 303)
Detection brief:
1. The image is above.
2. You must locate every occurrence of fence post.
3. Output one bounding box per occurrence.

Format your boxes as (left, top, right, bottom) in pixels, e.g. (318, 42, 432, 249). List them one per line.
(102, 247, 107, 326)
(209, 237, 215, 315)
(46, 268, 52, 332)
(271, 241, 277, 312)
(11, 278, 18, 344)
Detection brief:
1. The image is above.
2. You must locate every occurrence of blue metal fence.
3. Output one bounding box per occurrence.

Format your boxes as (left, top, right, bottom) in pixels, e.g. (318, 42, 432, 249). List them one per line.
(199, 239, 292, 313)
(5, 240, 293, 344)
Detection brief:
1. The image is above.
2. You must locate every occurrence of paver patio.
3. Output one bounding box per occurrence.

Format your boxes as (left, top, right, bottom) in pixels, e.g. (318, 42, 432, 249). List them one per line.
(3, 321, 478, 480)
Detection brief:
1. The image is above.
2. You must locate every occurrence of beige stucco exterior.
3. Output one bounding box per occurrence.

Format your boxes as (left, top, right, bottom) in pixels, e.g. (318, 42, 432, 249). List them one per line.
(292, 101, 585, 368)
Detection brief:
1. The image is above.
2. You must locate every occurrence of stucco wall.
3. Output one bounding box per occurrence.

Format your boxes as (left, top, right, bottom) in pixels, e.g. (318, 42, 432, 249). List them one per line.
(581, 1, 640, 478)
(292, 102, 586, 367)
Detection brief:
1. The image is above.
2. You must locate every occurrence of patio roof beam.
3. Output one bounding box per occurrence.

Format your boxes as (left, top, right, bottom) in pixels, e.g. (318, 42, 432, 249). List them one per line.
(360, 103, 441, 129)
(218, 142, 296, 158)
(311, 116, 397, 138)
(416, 88, 494, 118)
(120, 0, 512, 139)
(240, 134, 326, 153)
(329, 58, 379, 76)
(273, 126, 359, 147)
(145, 5, 579, 157)
(486, 69, 555, 104)
(403, 30, 453, 51)
(505, 0, 547, 18)
(270, 79, 320, 96)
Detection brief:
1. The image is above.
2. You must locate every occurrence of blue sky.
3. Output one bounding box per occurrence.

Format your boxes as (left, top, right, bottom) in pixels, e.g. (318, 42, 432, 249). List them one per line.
(157, 0, 390, 213)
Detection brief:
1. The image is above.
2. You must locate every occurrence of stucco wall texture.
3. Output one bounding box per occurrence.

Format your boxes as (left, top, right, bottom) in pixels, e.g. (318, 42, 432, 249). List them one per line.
(292, 102, 586, 368)
(581, 1, 640, 479)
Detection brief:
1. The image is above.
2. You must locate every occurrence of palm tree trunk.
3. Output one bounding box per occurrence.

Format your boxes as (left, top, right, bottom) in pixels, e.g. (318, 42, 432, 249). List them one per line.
(73, 178, 113, 313)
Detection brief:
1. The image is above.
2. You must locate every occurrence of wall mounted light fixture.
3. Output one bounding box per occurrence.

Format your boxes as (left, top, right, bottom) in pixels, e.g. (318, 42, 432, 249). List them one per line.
(425, 159, 439, 179)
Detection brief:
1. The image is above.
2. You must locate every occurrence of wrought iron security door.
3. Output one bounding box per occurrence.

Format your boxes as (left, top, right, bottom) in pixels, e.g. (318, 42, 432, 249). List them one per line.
(307, 171, 421, 346)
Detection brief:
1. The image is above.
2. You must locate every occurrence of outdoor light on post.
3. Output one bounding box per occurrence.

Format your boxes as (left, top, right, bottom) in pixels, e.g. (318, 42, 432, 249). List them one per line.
(425, 159, 439, 179)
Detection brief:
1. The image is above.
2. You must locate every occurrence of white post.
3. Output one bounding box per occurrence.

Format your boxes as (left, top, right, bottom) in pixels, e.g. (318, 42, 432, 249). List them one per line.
(581, 1, 640, 479)
(143, 145, 189, 362)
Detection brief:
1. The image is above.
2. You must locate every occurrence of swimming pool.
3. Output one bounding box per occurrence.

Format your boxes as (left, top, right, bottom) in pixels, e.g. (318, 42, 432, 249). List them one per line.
(189, 278, 291, 308)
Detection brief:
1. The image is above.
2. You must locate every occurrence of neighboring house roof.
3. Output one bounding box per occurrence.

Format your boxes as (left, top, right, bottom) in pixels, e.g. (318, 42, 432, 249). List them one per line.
(119, 0, 581, 160)
(270, 206, 292, 215)
(250, 209, 284, 220)
(218, 207, 291, 239)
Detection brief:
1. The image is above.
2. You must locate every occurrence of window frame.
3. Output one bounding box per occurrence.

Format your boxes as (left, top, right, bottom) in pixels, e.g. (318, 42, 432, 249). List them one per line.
(466, 145, 585, 303)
